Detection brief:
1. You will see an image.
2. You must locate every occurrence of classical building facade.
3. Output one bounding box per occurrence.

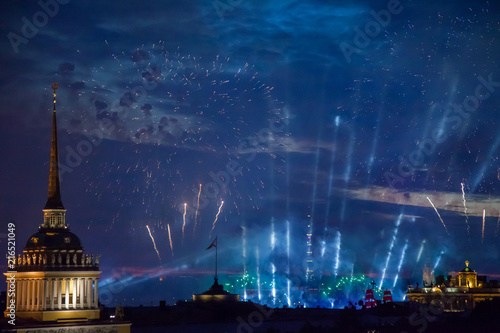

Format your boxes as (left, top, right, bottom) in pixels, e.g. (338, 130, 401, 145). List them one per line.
(3, 85, 130, 331)
(406, 260, 500, 312)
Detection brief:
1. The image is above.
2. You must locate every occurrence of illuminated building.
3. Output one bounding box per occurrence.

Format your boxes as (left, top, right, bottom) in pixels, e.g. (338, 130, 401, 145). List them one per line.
(193, 238, 239, 303)
(3, 84, 130, 331)
(422, 263, 434, 287)
(193, 278, 240, 303)
(406, 260, 500, 312)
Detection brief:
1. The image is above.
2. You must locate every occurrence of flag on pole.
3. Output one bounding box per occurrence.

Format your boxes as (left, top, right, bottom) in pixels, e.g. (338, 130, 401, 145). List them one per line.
(207, 237, 217, 250)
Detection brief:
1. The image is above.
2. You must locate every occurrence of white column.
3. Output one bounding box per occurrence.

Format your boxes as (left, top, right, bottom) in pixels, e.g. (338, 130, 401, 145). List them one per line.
(23, 279, 28, 311)
(5, 280, 12, 311)
(35, 280, 39, 310)
(93, 278, 98, 308)
(26, 279, 30, 311)
(65, 278, 69, 309)
(43, 280, 48, 310)
(40, 279, 45, 310)
(15, 280, 20, 311)
(36, 280, 40, 310)
(57, 279, 62, 309)
(49, 279, 54, 310)
(30, 279, 35, 311)
(25, 280, 29, 311)
(86, 279, 92, 308)
(72, 278, 76, 309)
(79, 278, 84, 309)
(50, 279, 55, 310)
(35, 279, 39, 310)
(83, 279, 87, 308)
(34, 280, 37, 310)
(19, 280, 24, 311)
(9, 280, 14, 309)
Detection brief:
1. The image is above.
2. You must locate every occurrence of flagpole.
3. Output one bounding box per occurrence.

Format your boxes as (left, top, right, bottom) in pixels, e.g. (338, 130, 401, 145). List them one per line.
(215, 238, 218, 280)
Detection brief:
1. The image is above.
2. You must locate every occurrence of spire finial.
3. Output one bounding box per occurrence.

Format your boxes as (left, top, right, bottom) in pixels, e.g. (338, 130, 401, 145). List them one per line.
(44, 83, 64, 211)
(52, 82, 58, 112)
(465, 260, 469, 267)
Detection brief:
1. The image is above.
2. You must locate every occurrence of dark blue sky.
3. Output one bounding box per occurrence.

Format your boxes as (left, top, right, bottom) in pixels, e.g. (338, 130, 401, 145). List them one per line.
(0, 0, 499, 307)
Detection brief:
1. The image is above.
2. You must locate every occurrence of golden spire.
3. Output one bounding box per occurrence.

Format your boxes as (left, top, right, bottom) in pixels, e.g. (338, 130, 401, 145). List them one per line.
(44, 83, 64, 210)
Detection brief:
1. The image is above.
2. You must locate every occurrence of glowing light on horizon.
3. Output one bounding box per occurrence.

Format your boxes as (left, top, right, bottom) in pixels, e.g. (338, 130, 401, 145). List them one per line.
(167, 224, 174, 256)
(461, 183, 470, 236)
(426, 197, 449, 235)
(146, 225, 161, 263)
(210, 201, 224, 239)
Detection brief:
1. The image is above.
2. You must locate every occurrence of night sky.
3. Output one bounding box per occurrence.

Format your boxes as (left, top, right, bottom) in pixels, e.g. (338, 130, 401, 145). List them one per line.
(1, 0, 499, 307)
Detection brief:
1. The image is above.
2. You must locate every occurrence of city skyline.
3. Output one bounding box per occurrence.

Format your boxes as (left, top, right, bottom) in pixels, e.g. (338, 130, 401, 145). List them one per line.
(1, 0, 499, 307)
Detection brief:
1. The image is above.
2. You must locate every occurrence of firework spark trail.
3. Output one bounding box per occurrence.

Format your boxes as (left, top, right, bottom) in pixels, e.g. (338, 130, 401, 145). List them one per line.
(426, 197, 449, 235)
(193, 184, 202, 237)
(167, 224, 174, 256)
(209, 201, 224, 238)
(146, 225, 161, 263)
(461, 183, 470, 236)
(482, 209, 486, 244)
(182, 203, 187, 243)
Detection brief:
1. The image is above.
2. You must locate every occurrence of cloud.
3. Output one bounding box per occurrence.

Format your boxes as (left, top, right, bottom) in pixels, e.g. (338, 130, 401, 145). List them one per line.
(340, 185, 500, 218)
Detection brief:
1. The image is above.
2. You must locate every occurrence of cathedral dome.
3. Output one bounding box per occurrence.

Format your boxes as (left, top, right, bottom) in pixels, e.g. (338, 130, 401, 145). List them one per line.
(25, 228, 83, 251)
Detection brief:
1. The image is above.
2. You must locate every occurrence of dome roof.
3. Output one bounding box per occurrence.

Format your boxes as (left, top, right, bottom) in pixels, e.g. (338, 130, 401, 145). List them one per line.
(25, 228, 83, 251)
(460, 260, 475, 273)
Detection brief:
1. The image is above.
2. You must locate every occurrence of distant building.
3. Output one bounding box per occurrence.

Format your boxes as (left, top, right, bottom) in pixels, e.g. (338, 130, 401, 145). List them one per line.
(406, 260, 500, 312)
(193, 238, 239, 303)
(3, 84, 130, 332)
(193, 277, 239, 303)
(422, 263, 435, 287)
